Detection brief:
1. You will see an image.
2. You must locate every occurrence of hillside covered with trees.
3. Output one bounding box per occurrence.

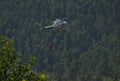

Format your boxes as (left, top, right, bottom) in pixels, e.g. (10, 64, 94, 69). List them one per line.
(0, 0, 120, 81)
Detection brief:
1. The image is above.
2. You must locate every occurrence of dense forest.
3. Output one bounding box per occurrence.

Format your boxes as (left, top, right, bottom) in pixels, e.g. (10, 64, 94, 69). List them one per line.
(0, 0, 120, 81)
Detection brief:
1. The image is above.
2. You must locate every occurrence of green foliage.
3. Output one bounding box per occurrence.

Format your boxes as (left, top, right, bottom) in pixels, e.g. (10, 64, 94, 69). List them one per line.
(102, 77, 113, 81)
(0, 36, 48, 81)
(39, 71, 48, 81)
(0, 0, 120, 81)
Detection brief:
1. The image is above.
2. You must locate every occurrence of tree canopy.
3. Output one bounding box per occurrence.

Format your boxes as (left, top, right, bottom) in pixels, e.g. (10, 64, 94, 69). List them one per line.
(0, 36, 48, 81)
(0, 0, 120, 81)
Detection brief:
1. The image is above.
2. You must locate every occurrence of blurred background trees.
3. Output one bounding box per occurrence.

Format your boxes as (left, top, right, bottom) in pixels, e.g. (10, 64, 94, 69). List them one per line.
(0, 0, 120, 81)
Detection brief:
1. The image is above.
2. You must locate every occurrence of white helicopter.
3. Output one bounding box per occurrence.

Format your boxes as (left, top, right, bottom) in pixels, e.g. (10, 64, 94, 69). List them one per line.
(40, 18, 68, 30)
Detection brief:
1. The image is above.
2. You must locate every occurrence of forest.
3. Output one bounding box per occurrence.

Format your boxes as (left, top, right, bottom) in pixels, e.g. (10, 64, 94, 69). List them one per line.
(0, 0, 120, 81)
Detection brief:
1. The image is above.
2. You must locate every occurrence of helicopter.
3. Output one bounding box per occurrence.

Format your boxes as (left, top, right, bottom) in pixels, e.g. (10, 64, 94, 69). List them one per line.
(40, 18, 68, 30)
